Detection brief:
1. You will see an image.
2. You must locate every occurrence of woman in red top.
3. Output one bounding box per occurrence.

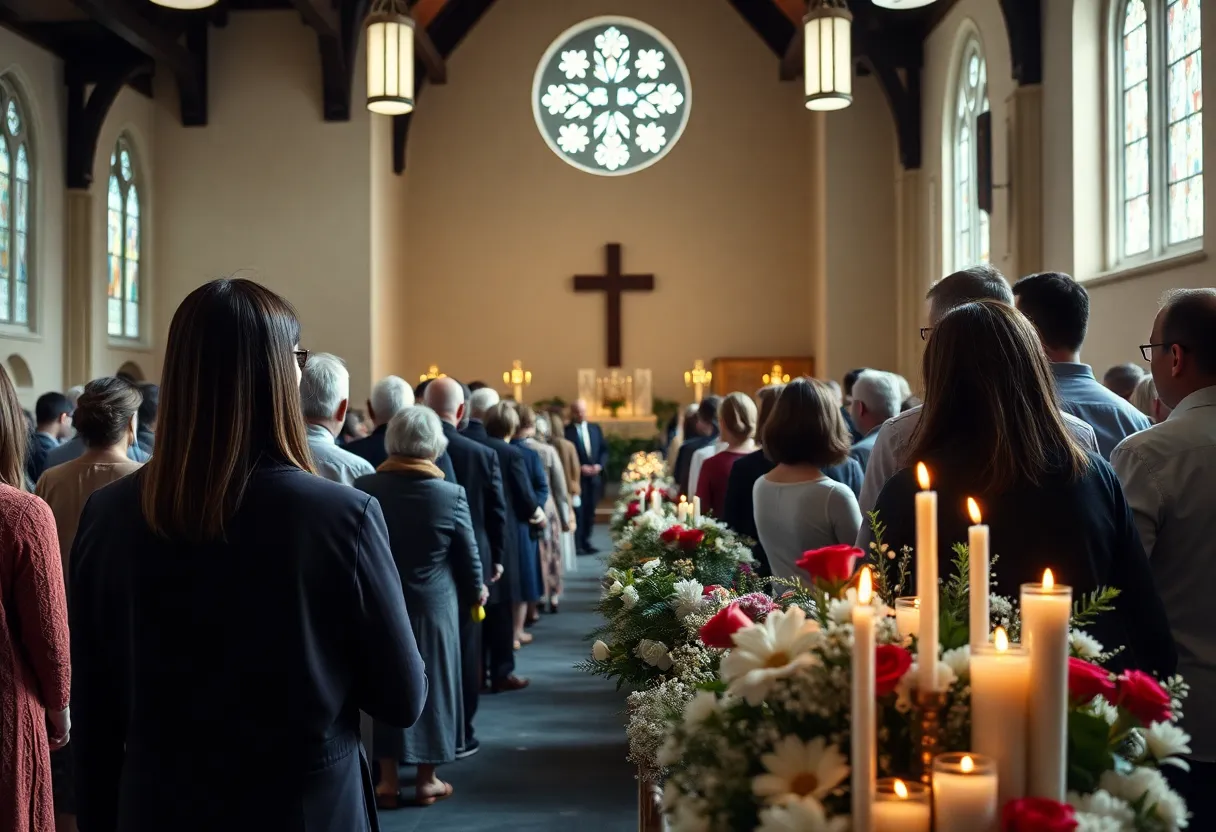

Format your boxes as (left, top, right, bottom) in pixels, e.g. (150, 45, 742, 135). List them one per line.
(0, 364, 72, 832)
(695, 392, 758, 518)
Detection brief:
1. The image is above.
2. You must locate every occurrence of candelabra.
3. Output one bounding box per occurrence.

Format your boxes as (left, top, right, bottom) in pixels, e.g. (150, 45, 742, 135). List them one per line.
(683, 360, 712, 403)
(502, 360, 532, 403)
(762, 362, 791, 385)
(419, 365, 445, 383)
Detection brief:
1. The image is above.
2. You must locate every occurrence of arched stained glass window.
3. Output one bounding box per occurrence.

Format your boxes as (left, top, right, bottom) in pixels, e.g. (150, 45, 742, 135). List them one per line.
(952, 38, 990, 270)
(0, 77, 32, 327)
(108, 136, 140, 339)
(1115, 0, 1202, 262)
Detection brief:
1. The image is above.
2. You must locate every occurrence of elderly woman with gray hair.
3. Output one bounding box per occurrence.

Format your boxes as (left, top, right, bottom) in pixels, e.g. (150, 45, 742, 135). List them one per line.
(355, 406, 484, 809)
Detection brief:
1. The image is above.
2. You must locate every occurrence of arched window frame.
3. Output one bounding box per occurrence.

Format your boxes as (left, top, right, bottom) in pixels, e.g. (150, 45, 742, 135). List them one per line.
(951, 37, 991, 271)
(107, 135, 142, 341)
(0, 76, 34, 329)
(1111, 0, 1203, 266)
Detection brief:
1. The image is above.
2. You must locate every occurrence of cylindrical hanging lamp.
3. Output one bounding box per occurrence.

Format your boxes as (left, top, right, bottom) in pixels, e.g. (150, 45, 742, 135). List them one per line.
(803, 0, 853, 112)
(366, 1, 416, 116)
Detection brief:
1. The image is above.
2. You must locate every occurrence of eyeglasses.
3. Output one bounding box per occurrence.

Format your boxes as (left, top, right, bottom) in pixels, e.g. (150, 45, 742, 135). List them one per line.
(293, 349, 310, 370)
(1138, 343, 1180, 361)
(920, 327, 933, 341)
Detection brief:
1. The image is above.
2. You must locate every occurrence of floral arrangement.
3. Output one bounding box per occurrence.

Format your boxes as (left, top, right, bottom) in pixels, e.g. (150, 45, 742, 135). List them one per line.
(609, 476, 680, 538)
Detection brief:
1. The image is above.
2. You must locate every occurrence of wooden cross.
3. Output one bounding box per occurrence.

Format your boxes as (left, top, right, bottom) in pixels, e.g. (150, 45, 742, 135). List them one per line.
(573, 243, 655, 368)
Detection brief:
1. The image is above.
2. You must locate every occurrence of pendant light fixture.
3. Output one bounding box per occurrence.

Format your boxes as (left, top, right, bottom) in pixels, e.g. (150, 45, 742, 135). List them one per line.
(365, 0, 416, 115)
(803, 0, 853, 111)
(872, 0, 937, 8)
(149, 0, 217, 8)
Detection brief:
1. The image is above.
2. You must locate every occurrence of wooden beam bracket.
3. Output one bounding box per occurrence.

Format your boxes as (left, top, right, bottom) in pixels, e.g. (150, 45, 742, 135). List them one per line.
(66, 60, 152, 189)
(999, 0, 1042, 85)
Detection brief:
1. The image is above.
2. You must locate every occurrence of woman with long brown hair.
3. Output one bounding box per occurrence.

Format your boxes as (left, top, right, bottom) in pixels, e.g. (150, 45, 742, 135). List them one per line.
(0, 363, 71, 832)
(69, 279, 426, 832)
(873, 300, 1175, 675)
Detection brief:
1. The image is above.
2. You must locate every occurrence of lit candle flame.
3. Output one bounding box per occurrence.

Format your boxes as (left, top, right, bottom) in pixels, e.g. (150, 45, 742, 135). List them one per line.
(967, 497, 982, 525)
(916, 462, 931, 491)
(680, 495, 687, 503)
(1043, 568, 1055, 590)
(894, 779, 909, 799)
(913, 598, 920, 608)
(993, 626, 1009, 652)
(858, 566, 873, 604)
(961, 755, 975, 774)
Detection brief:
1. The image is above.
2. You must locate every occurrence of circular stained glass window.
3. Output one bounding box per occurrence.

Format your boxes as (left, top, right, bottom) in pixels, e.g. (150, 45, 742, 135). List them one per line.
(532, 17, 691, 176)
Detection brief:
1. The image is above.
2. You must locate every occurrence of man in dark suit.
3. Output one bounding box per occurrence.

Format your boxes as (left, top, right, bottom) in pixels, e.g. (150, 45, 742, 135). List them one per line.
(423, 378, 508, 755)
(463, 386, 538, 694)
(346, 375, 456, 480)
(674, 395, 721, 496)
(26, 391, 73, 484)
(564, 399, 609, 554)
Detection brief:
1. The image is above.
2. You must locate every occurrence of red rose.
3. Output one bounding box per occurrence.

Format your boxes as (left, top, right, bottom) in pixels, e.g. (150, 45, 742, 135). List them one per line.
(699, 603, 754, 649)
(702, 585, 722, 596)
(875, 644, 913, 697)
(626, 501, 641, 518)
(1001, 797, 1077, 832)
(1115, 670, 1173, 725)
(659, 525, 685, 545)
(677, 529, 706, 551)
(795, 544, 862, 584)
(1068, 658, 1116, 704)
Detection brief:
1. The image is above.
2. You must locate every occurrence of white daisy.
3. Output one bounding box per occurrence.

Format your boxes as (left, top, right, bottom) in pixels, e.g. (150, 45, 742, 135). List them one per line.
(1084, 695, 1120, 725)
(558, 49, 590, 79)
(1068, 789, 1136, 827)
(591, 640, 610, 661)
(635, 48, 666, 80)
(682, 690, 718, 728)
(1099, 767, 1188, 828)
(1070, 630, 1104, 660)
(621, 584, 640, 610)
(752, 735, 850, 806)
(670, 579, 704, 618)
(556, 123, 589, 154)
(1145, 720, 1192, 768)
(756, 795, 850, 832)
(721, 606, 821, 705)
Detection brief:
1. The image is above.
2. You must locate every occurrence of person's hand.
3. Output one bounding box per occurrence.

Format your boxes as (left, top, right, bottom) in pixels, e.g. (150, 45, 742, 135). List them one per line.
(591, 464, 603, 475)
(48, 708, 70, 751)
(479, 584, 490, 606)
(491, 564, 504, 583)
(580, 464, 596, 476)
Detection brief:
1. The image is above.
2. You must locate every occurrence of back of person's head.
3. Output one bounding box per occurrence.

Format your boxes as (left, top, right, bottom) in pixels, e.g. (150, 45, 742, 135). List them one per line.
(697, 395, 722, 433)
(1012, 272, 1090, 354)
(852, 370, 902, 423)
(549, 411, 567, 437)
(341, 410, 366, 440)
(842, 369, 867, 398)
(300, 353, 349, 423)
(893, 374, 913, 404)
(422, 376, 465, 422)
(718, 392, 758, 442)
(681, 404, 699, 439)
(467, 381, 488, 392)
(762, 378, 850, 467)
(911, 299, 1089, 492)
(35, 391, 72, 426)
(385, 405, 448, 461)
(0, 366, 26, 487)
(824, 379, 843, 408)
(65, 384, 85, 409)
(518, 405, 537, 431)
(369, 375, 413, 424)
(484, 401, 519, 441)
(534, 411, 552, 439)
(141, 278, 313, 542)
(74, 377, 143, 449)
(468, 386, 501, 420)
(1159, 287, 1216, 376)
(754, 384, 786, 440)
(1129, 375, 1164, 422)
(414, 378, 433, 402)
(926, 264, 1013, 325)
(1102, 363, 1145, 399)
(137, 382, 159, 431)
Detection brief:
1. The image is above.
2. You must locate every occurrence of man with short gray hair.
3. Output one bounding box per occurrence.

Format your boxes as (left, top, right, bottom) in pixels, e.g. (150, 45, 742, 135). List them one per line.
(345, 375, 415, 469)
(301, 353, 375, 485)
(849, 371, 901, 472)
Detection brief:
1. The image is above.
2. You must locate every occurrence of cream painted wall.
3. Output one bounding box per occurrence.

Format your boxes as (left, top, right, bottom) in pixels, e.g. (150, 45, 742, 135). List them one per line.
(370, 115, 408, 384)
(401, 0, 816, 404)
(0, 28, 66, 407)
(154, 11, 375, 402)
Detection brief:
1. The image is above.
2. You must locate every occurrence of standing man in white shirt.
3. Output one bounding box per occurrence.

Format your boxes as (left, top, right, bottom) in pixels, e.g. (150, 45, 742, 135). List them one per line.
(1112, 288, 1216, 827)
(300, 353, 375, 486)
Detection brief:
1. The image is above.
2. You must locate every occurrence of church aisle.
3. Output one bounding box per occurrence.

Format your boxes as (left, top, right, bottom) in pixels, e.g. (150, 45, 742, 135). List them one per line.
(378, 530, 635, 832)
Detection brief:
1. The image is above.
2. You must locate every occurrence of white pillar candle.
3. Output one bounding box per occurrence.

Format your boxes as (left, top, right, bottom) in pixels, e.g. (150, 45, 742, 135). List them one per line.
(914, 463, 939, 691)
(970, 627, 1029, 807)
(967, 498, 990, 651)
(851, 568, 877, 832)
(873, 779, 930, 832)
(650, 488, 662, 515)
(1021, 570, 1072, 801)
(894, 597, 920, 642)
(692, 496, 701, 524)
(932, 753, 998, 832)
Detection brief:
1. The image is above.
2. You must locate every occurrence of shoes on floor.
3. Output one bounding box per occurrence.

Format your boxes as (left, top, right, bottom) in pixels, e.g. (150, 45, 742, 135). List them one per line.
(491, 674, 530, 693)
(547, 600, 560, 614)
(455, 738, 481, 760)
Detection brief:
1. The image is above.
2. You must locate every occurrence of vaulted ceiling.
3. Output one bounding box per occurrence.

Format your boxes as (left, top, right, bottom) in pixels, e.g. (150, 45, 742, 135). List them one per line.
(0, 0, 1040, 180)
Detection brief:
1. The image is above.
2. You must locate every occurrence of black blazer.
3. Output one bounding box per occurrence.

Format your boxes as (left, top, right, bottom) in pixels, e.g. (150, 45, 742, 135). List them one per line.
(674, 434, 716, 496)
(564, 421, 609, 474)
(346, 423, 456, 480)
(463, 420, 540, 604)
(69, 464, 427, 832)
(25, 430, 57, 485)
(874, 451, 1177, 678)
(442, 422, 508, 602)
(723, 450, 865, 577)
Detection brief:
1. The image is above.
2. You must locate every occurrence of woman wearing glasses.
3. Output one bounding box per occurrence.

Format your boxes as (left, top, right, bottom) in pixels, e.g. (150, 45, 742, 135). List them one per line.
(69, 279, 426, 832)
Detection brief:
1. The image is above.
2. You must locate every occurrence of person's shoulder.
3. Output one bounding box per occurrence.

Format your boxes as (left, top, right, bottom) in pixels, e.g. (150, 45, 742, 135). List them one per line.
(259, 466, 375, 517)
(330, 443, 375, 474)
(0, 481, 52, 522)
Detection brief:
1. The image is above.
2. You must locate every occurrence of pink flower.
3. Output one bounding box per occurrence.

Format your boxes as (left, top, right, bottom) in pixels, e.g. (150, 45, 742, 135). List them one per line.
(1115, 670, 1172, 725)
(1068, 658, 1116, 704)
(735, 592, 777, 621)
(795, 544, 862, 584)
(1002, 798, 1077, 832)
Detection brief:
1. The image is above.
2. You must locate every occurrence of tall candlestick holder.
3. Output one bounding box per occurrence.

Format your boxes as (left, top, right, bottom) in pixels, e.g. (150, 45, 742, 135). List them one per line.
(916, 690, 948, 785)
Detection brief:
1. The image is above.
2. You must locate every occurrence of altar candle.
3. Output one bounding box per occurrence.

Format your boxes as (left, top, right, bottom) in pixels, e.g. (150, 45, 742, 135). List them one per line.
(970, 627, 1029, 806)
(851, 567, 877, 832)
(967, 498, 990, 650)
(1022, 570, 1071, 800)
(932, 754, 998, 832)
(692, 496, 701, 524)
(650, 488, 662, 515)
(894, 597, 920, 643)
(915, 463, 939, 691)
(873, 779, 930, 832)
(678, 502, 688, 522)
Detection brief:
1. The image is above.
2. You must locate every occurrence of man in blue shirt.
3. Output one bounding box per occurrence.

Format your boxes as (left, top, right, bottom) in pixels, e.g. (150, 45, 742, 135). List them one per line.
(1013, 272, 1152, 458)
